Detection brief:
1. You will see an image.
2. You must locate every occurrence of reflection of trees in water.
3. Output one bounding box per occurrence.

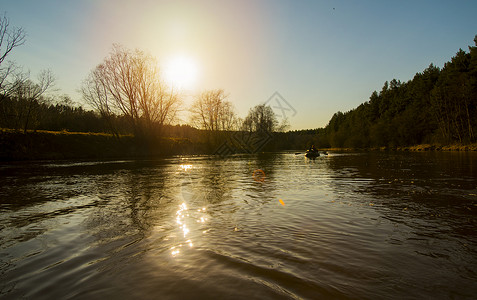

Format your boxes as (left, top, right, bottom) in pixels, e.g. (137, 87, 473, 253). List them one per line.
(0, 161, 146, 246)
(84, 161, 174, 245)
(199, 153, 281, 207)
(0, 163, 97, 210)
(199, 161, 232, 204)
(324, 152, 477, 240)
(322, 152, 477, 284)
(326, 152, 476, 200)
(246, 153, 281, 203)
(123, 166, 170, 231)
(170, 153, 282, 228)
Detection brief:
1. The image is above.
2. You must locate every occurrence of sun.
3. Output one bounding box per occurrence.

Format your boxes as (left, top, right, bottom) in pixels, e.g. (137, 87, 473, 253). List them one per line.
(163, 55, 199, 90)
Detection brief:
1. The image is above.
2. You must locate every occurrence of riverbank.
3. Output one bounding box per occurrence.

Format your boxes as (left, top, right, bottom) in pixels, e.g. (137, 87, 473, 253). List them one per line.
(0, 129, 201, 161)
(2, 129, 476, 161)
(396, 144, 477, 151)
(319, 144, 477, 152)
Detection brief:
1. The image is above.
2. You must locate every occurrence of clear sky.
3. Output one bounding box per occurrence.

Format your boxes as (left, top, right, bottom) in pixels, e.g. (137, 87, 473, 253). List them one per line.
(3, 0, 477, 130)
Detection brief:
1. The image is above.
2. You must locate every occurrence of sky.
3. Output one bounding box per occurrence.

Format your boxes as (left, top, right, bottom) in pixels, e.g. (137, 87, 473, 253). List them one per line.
(2, 0, 477, 130)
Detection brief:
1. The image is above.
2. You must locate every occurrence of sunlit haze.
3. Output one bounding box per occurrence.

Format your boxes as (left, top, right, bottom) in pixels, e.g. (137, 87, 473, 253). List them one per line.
(163, 55, 199, 91)
(3, 0, 477, 129)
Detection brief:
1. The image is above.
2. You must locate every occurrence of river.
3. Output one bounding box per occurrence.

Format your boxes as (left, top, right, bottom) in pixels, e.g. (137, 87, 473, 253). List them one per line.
(1, 151, 476, 299)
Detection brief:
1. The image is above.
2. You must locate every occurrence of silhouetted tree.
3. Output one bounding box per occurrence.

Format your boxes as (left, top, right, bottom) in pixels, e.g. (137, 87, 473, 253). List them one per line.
(190, 89, 238, 131)
(189, 89, 238, 149)
(82, 44, 181, 139)
(81, 65, 119, 137)
(0, 13, 26, 97)
(8, 70, 54, 133)
(431, 48, 475, 143)
(242, 104, 279, 133)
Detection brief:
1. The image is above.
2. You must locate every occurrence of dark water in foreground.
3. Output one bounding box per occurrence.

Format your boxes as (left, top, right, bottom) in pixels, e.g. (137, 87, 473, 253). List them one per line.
(1, 152, 476, 299)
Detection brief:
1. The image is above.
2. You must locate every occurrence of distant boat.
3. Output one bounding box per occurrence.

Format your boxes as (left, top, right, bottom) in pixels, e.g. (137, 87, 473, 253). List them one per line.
(305, 150, 320, 158)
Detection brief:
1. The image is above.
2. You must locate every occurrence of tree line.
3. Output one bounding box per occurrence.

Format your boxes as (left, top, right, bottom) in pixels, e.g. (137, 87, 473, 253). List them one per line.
(0, 14, 284, 148)
(319, 36, 477, 148)
(1, 13, 476, 152)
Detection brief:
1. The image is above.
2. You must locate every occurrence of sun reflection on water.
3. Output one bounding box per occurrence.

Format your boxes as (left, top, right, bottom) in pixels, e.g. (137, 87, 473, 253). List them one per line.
(169, 163, 211, 257)
(176, 203, 189, 236)
(170, 201, 209, 257)
(171, 246, 180, 256)
(179, 164, 193, 171)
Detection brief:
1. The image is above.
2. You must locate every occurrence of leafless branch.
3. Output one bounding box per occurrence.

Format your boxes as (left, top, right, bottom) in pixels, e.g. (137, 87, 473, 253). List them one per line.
(81, 44, 182, 137)
(0, 13, 26, 66)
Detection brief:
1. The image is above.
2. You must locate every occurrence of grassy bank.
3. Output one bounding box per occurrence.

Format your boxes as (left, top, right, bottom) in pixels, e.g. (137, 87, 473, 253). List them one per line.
(0, 129, 203, 161)
(395, 144, 477, 151)
(319, 144, 477, 152)
(2, 129, 476, 161)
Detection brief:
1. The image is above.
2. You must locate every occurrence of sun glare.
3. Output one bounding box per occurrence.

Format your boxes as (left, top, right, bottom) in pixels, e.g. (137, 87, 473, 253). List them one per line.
(163, 55, 199, 90)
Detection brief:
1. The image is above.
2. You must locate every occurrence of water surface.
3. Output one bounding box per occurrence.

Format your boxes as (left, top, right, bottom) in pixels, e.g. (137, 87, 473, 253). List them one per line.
(1, 152, 476, 299)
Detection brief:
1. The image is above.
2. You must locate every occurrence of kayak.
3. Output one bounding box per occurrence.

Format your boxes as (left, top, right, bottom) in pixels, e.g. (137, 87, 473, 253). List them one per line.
(305, 150, 320, 158)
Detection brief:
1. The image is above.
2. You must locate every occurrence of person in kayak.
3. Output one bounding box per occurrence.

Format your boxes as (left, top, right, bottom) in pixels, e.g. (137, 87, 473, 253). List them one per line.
(305, 144, 320, 158)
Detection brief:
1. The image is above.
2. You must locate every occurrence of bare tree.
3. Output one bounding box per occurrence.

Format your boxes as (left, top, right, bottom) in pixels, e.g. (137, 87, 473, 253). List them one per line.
(81, 67, 119, 136)
(0, 13, 26, 96)
(82, 45, 180, 138)
(242, 104, 278, 133)
(190, 89, 238, 131)
(9, 70, 54, 132)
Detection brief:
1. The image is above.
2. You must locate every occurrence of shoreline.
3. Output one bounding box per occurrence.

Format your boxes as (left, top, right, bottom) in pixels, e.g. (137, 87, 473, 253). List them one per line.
(2, 129, 476, 161)
(0, 129, 201, 161)
(396, 144, 477, 151)
(320, 144, 477, 152)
